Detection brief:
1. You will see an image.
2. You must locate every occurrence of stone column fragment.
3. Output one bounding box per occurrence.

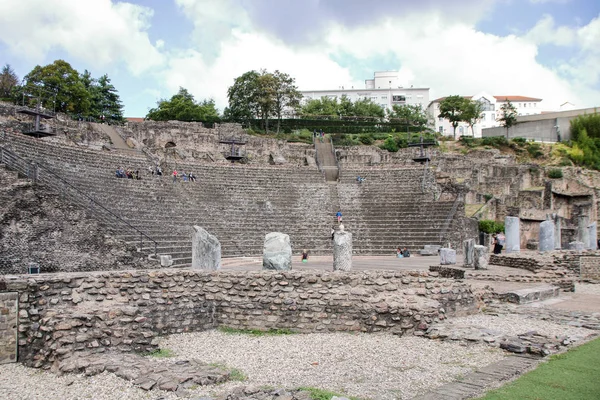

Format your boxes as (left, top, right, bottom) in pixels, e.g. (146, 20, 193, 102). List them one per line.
(577, 216, 590, 247)
(263, 232, 292, 271)
(539, 220, 555, 252)
(588, 222, 597, 250)
(463, 239, 475, 266)
(505, 216, 521, 253)
(333, 231, 353, 271)
(192, 226, 221, 270)
(474, 245, 489, 270)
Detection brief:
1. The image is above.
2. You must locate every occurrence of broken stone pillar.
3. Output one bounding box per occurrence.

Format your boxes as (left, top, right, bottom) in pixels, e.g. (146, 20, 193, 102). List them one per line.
(577, 215, 590, 247)
(539, 220, 555, 252)
(439, 248, 456, 265)
(568, 241, 585, 251)
(588, 222, 597, 250)
(192, 226, 221, 270)
(263, 232, 292, 271)
(463, 239, 475, 266)
(333, 231, 352, 271)
(474, 245, 489, 270)
(553, 215, 562, 250)
(505, 216, 521, 253)
(160, 255, 173, 267)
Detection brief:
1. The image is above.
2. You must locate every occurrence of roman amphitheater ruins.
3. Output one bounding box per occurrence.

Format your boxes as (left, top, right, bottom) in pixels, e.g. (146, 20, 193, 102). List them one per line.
(0, 102, 599, 400)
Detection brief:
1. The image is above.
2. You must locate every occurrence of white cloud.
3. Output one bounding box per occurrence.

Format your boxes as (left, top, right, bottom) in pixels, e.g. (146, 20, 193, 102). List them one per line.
(0, 0, 164, 75)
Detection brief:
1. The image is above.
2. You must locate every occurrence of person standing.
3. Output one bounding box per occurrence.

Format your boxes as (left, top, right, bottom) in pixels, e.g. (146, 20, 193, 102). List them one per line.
(172, 169, 178, 183)
(301, 249, 309, 262)
(336, 210, 342, 223)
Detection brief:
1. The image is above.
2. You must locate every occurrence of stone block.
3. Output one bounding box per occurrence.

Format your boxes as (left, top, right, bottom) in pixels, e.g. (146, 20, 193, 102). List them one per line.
(159, 255, 173, 267)
(568, 241, 585, 251)
(420, 245, 441, 256)
(333, 231, 353, 271)
(263, 232, 292, 271)
(539, 220, 555, 252)
(439, 248, 456, 265)
(588, 222, 597, 250)
(191, 226, 221, 270)
(505, 216, 520, 253)
(463, 239, 475, 266)
(474, 245, 489, 270)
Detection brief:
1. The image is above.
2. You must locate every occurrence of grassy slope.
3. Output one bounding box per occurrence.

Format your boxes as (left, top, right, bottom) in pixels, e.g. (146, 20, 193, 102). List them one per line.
(480, 337, 600, 400)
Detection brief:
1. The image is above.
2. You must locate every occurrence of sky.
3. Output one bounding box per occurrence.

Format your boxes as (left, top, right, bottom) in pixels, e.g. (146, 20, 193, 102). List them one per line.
(0, 0, 599, 117)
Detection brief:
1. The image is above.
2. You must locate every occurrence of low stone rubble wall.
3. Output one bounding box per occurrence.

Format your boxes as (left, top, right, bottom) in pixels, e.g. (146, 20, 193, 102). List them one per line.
(0, 269, 477, 368)
(465, 272, 576, 292)
(489, 251, 600, 276)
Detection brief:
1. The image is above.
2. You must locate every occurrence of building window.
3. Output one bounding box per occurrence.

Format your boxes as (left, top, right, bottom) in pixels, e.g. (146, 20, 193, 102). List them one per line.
(491, 113, 495, 121)
(381, 96, 388, 100)
(519, 103, 522, 108)
(439, 126, 444, 134)
(392, 95, 406, 102)
(439, 117, 444, 122)
(534, 103, 537, 107)
(417, 95, 423, 99)
(524, 103, 527, 108)
(371, 96, 377, 101)
(477, 98, 495, 111)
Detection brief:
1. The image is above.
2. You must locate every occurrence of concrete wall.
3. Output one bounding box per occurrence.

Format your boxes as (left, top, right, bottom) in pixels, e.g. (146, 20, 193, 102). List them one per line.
(0, 268, 477, 367)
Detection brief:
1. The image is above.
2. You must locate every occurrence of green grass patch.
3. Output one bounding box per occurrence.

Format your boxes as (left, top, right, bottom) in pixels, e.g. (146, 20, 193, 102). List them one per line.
(297, 386, 361, 400)
(218, 326, 296, 336)
(479, 337, 600, 400)
(145, 348, 176, 358)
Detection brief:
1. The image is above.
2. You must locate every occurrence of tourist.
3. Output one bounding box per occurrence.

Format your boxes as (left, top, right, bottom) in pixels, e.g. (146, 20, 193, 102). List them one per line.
(172, 169, 178, 183)
(182, 172, 188, 182)
(331, 226, 335, 240)
(496, 232, 505, 253)
(402, 247, 411, 257)
(396, 247, 404, 258)
(301, 249, 309, 263)
(336, 210, 342, 223)
(156, 166, 162, 176)
(189, 172, 196, 182)
(357, 176, 365, 184)
(149, 166, 154, 175)
(135, 170, 141, 180)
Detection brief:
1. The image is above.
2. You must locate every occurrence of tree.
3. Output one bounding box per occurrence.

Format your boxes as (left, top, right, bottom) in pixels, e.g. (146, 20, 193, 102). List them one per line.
(388, 104, 428, 129)
(299, 95, 385, 119)
(22, 60, 90, 114)
(462, 100, 485, 137)
(438, 95, 470, 139)
(352, 98, 385, 119)
(498, 99, 518, 139)
(271, 70, 302, 133)
(226, 70, 261, 124)
(93, 74, 124, 122)
(0, 64, 19, 99)
(146, 87, 219, 122)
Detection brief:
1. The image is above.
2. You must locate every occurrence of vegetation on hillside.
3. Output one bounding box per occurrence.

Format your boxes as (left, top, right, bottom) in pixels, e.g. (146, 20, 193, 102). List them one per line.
(146, 87, 219, 123)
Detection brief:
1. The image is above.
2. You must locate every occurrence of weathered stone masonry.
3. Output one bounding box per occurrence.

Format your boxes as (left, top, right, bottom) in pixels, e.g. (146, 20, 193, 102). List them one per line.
(0, 269, 477, 368)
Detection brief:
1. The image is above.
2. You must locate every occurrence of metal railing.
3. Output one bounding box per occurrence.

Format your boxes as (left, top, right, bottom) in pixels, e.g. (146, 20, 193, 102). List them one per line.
(0, 145, 158, 256)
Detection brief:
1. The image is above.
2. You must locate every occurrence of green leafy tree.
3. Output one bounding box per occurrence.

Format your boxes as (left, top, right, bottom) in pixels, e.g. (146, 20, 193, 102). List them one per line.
(498, 99, 518, 139)
(352, 97, 385, 119)
(299, 95, 385, 119)
(0, 64, 19, 99)
(146, 87, 219, 122)
(271, 70, 302, 133)
(438, 95, 470, 139)
(568, 112, 600, 169)
(22, 60, 90, 114)
(388, 104, 428, 128)
(462, 100, 485, 137)
(93, 74, 124, 122)
(300, 96, 340, 117)
(226, 70, 262, 124)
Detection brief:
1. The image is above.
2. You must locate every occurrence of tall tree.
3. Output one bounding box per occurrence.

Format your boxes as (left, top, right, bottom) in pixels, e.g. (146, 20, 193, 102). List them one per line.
(438, 95, 470, 139)
(462, 100, 485, 137)
(352, 98, 385, 119)
(93, 74, 124, 122)
(146, 87, 219, 122)
(388, 104, 428, 128)
(300, 96, 340, 117)
(226, 70, 261, 124)
(271, 70, 302, 133)
(22, 60, 90, 114)
(498, 99, 518, 139)
(0, 64, 19, 99)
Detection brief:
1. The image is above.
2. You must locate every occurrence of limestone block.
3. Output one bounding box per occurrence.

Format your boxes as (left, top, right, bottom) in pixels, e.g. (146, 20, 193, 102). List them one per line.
(463, 239, 475, 266)
(420, 245, 441, 256)
(159, 255, 173, 267)
(588, 222, 597, 250)
(305, 155, 317, 168)
(126, 137, 139, 149)
(577, 216, 590, 246)
(539, 220, 555, 252)
(505, 216, 521, 253)
(552, 214, 562, 250)
(568, 241, 585, 251)
(439, 248, 456, 265)
(191, 226, 221, 270)
(333, 231, 353, 271)
(474, 245, 489, 270)
(263, 232, 292, 271)
(270, 153, 287, 165)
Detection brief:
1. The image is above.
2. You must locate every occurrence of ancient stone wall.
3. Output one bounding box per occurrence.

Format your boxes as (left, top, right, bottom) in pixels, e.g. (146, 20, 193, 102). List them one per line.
(0, 268, 477, 367)
(580, 256, 600, 281)
(488, 251, 600, 276)
(0, 291, 18, 364)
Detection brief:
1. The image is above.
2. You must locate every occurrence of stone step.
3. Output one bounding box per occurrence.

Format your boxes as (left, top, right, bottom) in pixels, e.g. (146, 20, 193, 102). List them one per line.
(500, 285, 560, 304)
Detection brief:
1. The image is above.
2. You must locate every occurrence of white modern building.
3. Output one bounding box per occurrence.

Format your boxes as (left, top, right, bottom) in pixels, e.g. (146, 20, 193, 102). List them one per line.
(300, 71, 430, 113)
(427, 92, 543, 138)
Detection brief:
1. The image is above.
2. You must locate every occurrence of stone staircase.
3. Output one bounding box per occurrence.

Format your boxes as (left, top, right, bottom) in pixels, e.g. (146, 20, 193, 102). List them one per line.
(2, 131, 464, 266)
(315, 136, 338, 182)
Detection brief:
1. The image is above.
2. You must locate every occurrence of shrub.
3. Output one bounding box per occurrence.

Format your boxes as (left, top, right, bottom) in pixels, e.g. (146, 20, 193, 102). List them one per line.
(358, 133, 374, 145)
(484, 194, 493, 202)
(548, 168, 563, 179)
(511, 137, 527, 145)
(380, 136, 399, 152)
(479, 219, 504, 234)
(482, 136, 508, 147)
(526, 142, 544, 158)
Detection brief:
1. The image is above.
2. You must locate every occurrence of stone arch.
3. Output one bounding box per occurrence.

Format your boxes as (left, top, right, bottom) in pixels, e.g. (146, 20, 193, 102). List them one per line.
(165, 141, 176, 148)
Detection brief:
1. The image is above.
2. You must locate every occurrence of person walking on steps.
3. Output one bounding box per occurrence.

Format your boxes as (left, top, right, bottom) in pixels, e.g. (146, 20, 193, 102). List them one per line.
(336, 210, 342, 223)
(172, 169, 178, 183)
(331, 226, 335, 240)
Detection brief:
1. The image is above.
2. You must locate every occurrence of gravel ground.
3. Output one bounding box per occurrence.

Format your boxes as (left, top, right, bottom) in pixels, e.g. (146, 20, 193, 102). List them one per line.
(575, 283, 600, 295)
(157, 331, 505, 399)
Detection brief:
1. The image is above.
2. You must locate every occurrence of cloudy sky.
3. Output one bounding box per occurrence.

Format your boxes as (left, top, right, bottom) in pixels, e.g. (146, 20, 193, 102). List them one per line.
(0, 0, 599, 117)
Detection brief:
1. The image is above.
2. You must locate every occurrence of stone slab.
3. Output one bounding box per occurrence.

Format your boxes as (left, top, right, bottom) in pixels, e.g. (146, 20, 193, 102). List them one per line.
(192, 226, 221, 270)
(500, 285, 560, 304)
(0, 292, 18, 365)
(263, 232, 292, 271)
(439, 248, 456, 265)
